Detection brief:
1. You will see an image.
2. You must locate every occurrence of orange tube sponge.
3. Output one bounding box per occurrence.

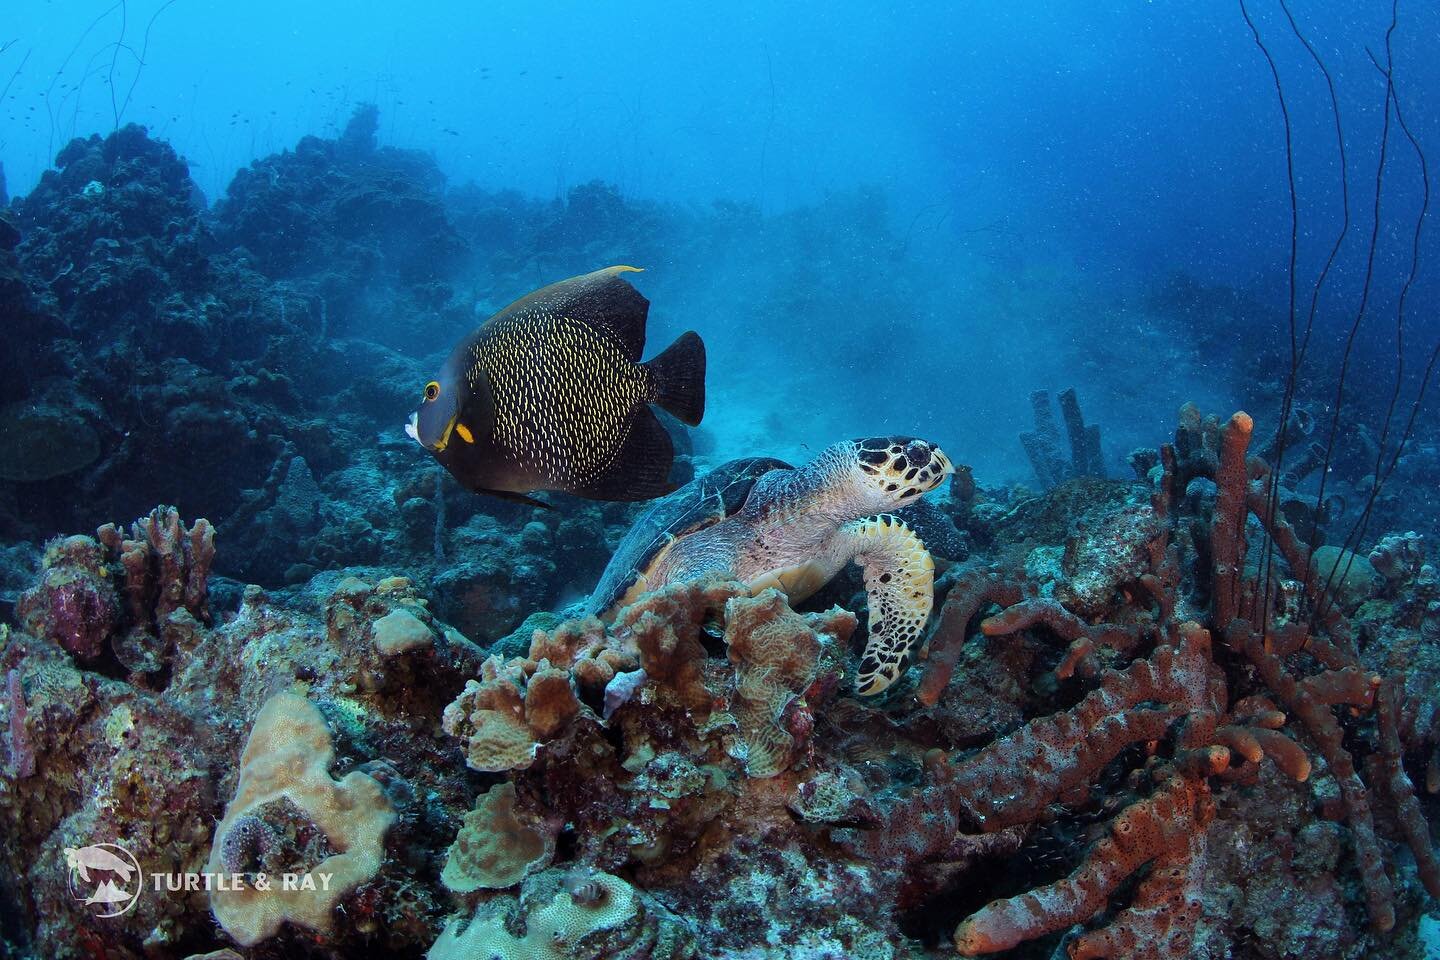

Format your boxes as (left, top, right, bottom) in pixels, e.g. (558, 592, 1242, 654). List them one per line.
(1240, 626, 1395, 931)
(1210, 411, 1253, 630)
(954, 770, 1218, 956)
(1376, 676, 1440, 901)
(952, 622, 1220, 830)
(916, 568, 1025, 707)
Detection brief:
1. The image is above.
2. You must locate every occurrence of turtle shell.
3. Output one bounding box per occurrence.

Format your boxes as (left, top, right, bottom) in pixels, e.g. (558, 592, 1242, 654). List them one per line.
(586, 456, 792, 616)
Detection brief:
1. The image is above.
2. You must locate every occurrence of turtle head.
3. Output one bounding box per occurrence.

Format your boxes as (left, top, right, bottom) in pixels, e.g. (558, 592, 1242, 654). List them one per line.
(848, 436, 954, 508)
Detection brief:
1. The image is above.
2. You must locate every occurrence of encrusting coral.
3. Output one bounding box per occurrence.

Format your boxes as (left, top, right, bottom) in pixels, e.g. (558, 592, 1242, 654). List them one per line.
(441, 782, 556, 893)
(205, 691, 396, 946)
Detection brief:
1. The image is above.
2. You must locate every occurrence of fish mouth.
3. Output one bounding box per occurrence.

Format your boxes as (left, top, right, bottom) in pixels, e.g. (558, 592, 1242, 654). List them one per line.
(406, 411, 456, 452)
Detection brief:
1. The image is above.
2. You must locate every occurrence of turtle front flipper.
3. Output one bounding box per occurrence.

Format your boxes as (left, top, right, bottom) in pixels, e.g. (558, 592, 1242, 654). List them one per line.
(842, 514, 936, 696)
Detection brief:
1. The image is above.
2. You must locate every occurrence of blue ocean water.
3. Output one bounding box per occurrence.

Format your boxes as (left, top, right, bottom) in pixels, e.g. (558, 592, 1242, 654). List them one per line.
(4, 1, 1435, 481)
(2, 2, 1439, 958)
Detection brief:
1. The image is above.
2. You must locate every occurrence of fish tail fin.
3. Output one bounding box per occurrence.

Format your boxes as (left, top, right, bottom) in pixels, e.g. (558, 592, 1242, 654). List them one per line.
(645, 330, 706, 426)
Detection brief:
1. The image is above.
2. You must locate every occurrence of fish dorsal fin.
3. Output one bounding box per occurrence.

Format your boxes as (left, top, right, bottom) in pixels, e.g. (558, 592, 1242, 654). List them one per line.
(496, 265, 650, 362)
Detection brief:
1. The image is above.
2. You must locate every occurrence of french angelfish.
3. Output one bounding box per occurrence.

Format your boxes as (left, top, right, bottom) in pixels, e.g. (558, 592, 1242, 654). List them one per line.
(407, 266, 706, 505)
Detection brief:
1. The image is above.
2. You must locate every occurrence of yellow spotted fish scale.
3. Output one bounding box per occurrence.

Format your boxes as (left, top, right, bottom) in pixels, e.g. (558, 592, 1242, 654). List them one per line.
(471, 309, 655, 486)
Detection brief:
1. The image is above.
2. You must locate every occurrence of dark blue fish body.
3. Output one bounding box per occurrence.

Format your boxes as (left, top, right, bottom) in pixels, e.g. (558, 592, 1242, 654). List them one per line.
(408, 266, 705, 503)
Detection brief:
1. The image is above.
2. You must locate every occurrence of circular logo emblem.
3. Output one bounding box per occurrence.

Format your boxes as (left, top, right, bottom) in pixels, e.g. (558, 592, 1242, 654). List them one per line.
(64, 844, 143, 919)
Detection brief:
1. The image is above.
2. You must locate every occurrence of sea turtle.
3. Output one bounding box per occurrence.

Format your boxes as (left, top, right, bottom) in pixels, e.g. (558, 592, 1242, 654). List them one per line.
(586, 436, 954, 695)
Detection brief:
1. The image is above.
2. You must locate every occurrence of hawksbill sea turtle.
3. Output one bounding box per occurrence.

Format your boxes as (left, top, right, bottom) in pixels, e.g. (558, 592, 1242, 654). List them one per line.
(586, 436, 954, 695)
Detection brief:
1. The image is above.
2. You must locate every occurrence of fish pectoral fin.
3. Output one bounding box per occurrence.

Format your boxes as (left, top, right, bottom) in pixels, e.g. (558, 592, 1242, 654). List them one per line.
(454, 422, 475, 444)
(479, 488, 556, 511)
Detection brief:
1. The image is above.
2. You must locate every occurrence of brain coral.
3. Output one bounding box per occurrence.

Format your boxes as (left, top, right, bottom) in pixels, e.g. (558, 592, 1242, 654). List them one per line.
(428, 868, 694, 960)
(205, 691, 396, 946)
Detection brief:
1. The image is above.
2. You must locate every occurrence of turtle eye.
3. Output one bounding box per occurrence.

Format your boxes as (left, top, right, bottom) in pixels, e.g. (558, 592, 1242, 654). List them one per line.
(424, 381, 440, 402)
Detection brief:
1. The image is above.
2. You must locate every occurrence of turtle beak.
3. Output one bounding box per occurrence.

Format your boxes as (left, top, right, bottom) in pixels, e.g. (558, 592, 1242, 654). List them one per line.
(929, 447, 955, 492)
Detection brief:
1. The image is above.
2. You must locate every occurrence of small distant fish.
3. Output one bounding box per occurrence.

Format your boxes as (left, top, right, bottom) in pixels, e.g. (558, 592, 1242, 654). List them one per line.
(407, 266, 705, 506)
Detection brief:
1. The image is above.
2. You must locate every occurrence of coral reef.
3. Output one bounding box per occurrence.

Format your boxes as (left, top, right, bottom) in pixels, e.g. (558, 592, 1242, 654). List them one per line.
(2, 106, 1439, 960)
(874, 405, 1440, 957)
(214, 103, 466, 284)
(1, 394, 1438, 959)
(0, 509, 484, 958)
(15, 124, 210, 334)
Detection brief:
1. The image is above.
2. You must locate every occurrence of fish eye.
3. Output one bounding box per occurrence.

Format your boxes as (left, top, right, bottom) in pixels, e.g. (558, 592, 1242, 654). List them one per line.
(424, 381, 440, 402)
